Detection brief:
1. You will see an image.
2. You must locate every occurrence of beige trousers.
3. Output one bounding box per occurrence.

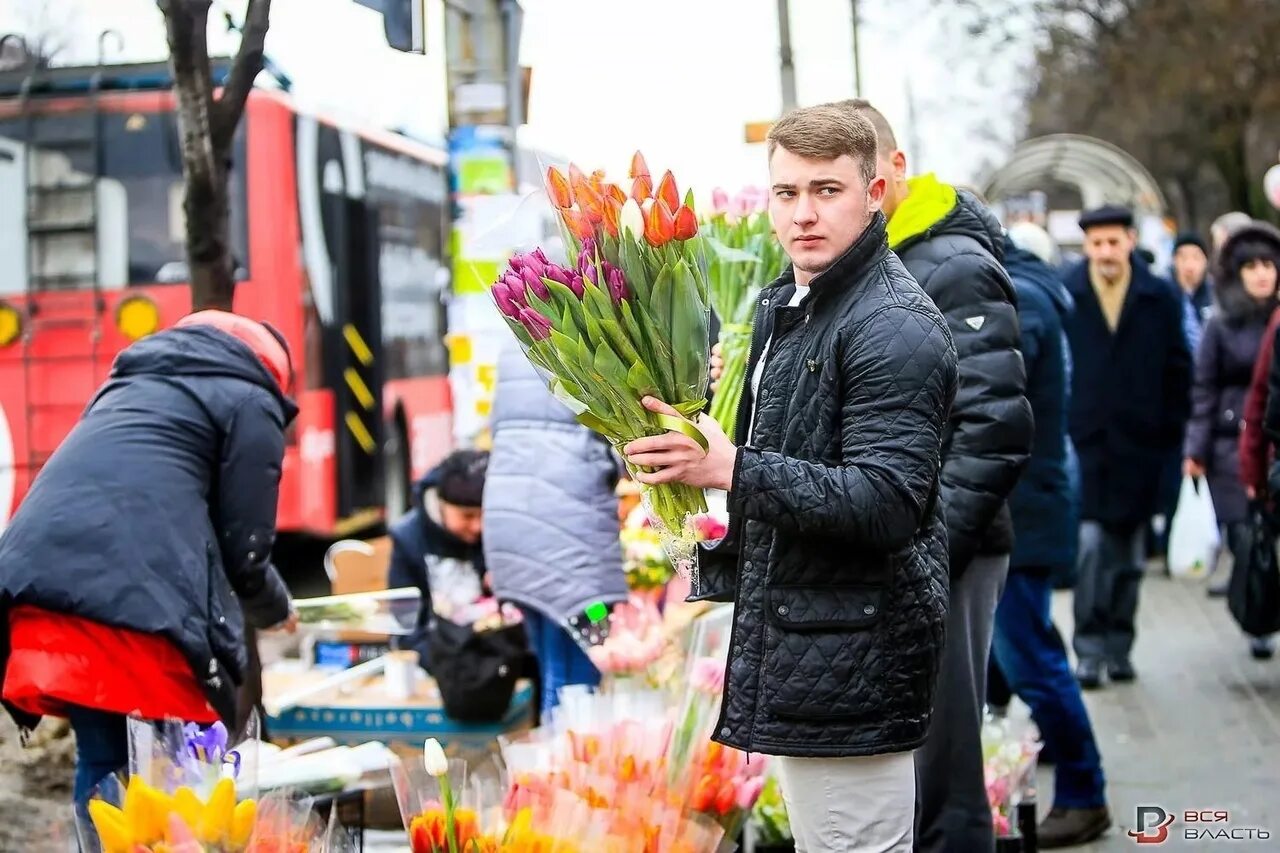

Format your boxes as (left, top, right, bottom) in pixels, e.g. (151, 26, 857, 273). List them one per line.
(775, 751, 916, 852)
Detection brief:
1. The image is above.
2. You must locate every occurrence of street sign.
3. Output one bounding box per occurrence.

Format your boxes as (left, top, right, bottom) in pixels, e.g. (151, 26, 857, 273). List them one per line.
(744, 120, 775, 144)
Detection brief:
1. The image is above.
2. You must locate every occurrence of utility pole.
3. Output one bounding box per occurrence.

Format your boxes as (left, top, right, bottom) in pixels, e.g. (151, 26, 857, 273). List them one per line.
(777, 0, 797, 111)
(851, 0, 863, 97)
(906, 76, 921, 169)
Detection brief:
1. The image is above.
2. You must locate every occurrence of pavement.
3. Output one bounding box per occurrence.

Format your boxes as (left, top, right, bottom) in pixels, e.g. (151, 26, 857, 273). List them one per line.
(1035, 567, 1280, 851)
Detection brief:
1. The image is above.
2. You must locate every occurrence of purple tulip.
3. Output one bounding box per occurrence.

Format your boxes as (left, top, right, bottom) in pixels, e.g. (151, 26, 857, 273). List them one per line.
(500, 272, 528, 304)
(516, 250, 547, 279)
(518, 307, 553, 341)
(543, 264, 573, 287)
(607, 267, 629, 304)
(492, 280, 522, 320)
(520, 266, 551, 300)
(567, 273, 586, 298)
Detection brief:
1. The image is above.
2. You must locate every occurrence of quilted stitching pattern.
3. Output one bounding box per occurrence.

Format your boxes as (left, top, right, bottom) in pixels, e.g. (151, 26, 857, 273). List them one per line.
(897, 193, 1034, 572)
(702, 215, 960, 757)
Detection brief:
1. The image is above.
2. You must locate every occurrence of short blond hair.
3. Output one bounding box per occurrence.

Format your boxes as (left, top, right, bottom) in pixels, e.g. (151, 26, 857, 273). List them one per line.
(767, 105, 879, 186)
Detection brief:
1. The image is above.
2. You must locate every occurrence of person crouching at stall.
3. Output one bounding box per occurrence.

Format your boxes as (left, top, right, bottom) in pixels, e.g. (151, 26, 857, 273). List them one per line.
(0, 310, 299, 806)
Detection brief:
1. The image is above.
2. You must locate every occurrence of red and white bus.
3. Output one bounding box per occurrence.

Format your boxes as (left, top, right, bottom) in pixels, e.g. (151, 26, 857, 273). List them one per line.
(0, 60, 454, 537)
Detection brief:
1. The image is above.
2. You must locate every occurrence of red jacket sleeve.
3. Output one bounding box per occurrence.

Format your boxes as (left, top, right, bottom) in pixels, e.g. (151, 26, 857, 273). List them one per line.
(1240, 309, 1280, 492)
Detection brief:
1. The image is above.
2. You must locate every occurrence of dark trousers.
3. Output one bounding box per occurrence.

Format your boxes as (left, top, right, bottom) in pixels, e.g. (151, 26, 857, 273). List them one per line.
(1073, 521, 1145, 664)
(993, 571, 1107, 809)
(518, 607, 600, 716)
(67, 706, 127, 805)
(916, 554, 1009, 853)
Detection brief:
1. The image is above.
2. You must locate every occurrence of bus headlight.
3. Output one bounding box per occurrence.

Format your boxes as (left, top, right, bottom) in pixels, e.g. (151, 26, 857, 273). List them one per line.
(116, 295, 160, 341)
(0, 302, 21, 347)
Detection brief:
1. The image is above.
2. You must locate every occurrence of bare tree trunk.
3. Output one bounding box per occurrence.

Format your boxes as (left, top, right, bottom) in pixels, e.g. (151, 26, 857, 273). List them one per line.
(159, 0, 271, 311)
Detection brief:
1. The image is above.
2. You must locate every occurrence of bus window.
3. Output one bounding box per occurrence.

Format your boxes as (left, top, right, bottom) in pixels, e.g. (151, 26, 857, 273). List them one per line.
(0, 108, 250, 290)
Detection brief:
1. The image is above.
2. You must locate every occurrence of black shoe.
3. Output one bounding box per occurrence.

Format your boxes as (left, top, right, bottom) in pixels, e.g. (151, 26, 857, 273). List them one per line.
(1109, 659, 1137, 682)
(1076, 659, 1105, 690)
(1250, 636, 1275, 660)
(1039, 806, 1112, 848)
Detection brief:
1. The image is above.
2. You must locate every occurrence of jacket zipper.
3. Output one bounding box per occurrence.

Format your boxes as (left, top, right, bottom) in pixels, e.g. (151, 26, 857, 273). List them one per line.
(712, 287, 776, 748)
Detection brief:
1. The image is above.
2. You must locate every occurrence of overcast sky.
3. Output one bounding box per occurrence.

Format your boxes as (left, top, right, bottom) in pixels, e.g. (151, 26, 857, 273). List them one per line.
(1, 0, 1026, 193)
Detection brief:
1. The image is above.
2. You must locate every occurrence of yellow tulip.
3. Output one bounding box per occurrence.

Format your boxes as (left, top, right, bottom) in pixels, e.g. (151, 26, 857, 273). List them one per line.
(87, 799, 133, 853)
(230, 798, 258, 849)
(138, 782, 175, 841)
(197, 777, 236, 844)
(172, 786, 203, 830)
(123, 775, 148, 838)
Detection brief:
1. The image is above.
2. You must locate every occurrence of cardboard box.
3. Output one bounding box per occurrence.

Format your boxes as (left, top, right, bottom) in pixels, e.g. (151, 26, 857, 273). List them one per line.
(263, 667, 533, 762)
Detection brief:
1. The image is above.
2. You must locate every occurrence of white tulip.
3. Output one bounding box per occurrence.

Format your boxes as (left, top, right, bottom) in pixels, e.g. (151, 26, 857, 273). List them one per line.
(423, 737, 448, 777)
(620, 198, 645, 239)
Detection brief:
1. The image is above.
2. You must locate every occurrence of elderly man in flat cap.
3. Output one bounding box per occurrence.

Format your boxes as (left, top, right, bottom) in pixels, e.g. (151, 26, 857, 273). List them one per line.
(1063, 206, 1192, 689)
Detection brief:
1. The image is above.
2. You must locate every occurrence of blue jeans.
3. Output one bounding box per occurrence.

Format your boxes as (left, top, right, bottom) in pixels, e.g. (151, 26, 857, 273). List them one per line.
(67, 706, 128, 805)
(519, 607, 600, 715)
(992, 571, 1107, 809)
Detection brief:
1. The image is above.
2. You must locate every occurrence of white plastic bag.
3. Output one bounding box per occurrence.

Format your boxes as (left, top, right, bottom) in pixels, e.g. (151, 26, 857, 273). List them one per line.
(1168, 475, 1221, 578)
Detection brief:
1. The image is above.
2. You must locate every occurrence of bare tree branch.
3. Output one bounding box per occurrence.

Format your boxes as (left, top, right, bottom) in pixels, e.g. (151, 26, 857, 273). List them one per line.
(213, 0, 271, 150)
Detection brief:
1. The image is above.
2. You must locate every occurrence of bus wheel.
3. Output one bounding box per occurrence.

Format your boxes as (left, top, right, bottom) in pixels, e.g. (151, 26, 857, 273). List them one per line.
(383, 418, 411, 521)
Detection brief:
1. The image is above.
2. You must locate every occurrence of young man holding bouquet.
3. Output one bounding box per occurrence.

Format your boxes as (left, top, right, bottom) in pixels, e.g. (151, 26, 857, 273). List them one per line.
(625, 105, 958, 851)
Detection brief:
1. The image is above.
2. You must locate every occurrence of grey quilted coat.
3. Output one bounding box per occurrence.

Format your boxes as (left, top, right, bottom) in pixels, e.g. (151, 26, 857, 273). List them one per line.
(481, 339, 629, 624)
(695, 212, 959, 757)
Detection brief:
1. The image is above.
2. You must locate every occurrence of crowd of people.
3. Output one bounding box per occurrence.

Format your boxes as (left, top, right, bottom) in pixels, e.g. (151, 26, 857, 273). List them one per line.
(0, 95, 1277, 853)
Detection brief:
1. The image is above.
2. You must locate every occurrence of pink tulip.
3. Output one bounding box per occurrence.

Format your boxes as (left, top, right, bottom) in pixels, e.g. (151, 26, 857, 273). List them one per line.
(711, 187, 730, 214)
(518, 307, 552, 341)
(735, 775, 766, 810)
(520, 266, 551, 301)
(691, 656, 727, 695)
(492, 280, 522, 320)
(693, 513, 728, 542)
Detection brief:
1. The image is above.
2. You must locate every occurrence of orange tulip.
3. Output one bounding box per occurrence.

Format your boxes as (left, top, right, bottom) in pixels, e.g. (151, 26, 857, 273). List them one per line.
(606, 183, 627, 206)
(655, 170, 680, 212)
(644, 199, 676, 247)
(561, 207, 595, 241)
(673, 204, 697, 240)
(601, 196, 622, 237)
(631, 175, 653, 204)
(629, 151, 651, 180)
(545, 166, 573, 210)
(689, 774, 717, 812)
(409, 811, 447, 852)
(589, 169, 608, 194)
(576, 180, 606, 225)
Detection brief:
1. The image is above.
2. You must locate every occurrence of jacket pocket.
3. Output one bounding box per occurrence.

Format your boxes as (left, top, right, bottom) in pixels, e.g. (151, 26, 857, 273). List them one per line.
(763, 585, 886, 719)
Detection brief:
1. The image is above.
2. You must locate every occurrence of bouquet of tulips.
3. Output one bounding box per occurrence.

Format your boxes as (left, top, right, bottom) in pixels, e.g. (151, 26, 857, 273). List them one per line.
(981, 714, 1042, 839)
(500, 687, 732, 852)
(82, 716, 351, 853)
(489, 153, 712, 579)
(703, 187, 788, 437)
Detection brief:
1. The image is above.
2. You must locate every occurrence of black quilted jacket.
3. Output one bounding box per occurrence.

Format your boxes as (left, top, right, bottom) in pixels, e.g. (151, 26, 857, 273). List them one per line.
(695, 213, 959, 757)
(895, 192, 1034, 575)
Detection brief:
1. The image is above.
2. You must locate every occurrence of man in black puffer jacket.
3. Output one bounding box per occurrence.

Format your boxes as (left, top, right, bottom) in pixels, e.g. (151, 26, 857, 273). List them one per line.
(844, 100, 1033, 853)
(626, 106, 957, 850)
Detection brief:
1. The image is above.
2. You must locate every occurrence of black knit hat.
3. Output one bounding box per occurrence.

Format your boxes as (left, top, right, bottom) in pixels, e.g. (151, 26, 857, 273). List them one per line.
(1173, 232, 1207, 256)
(436, 449, 489, 508)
